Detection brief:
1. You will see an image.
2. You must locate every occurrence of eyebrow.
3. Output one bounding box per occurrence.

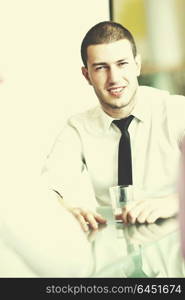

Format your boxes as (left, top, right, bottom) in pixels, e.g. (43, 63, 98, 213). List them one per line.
(92, 59, 128, 67)
(92, 62, 107, 67)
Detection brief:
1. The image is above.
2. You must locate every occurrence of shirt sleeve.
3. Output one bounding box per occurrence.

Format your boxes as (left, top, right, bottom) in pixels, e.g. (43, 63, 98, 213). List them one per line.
(42, 123, 97, 209)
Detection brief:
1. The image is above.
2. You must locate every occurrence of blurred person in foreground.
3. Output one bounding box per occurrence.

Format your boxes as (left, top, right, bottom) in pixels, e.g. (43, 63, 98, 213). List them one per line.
(179, 138, 185, 258)
(43, 21, 185, 231)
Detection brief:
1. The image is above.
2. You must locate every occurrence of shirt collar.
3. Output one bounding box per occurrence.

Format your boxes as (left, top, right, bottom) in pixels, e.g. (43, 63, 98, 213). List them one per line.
(131, 86, 151, 123)
(90, 86, 152, 133)
(98, 107, 115, 131)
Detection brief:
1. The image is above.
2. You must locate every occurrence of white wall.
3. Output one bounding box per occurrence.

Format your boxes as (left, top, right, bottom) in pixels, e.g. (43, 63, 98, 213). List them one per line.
(0, 0, 109, 214)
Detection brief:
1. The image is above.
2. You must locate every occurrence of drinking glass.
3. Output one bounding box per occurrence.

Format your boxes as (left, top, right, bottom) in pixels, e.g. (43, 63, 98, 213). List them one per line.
(109, 185, 134, 221)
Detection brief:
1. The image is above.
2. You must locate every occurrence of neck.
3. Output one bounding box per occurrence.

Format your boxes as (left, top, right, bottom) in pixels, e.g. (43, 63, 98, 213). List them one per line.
(104, 105, 134, 119)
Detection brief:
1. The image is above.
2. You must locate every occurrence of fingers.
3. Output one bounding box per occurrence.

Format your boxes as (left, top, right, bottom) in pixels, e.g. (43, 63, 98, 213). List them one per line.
(70, 208, 106, 232)
(75, 213, 89, 232)
(93, 212, 107, 224)
(120, 201, 160, 225)
(70, 208, 89, 232)
(136, 209, 152, 224)
(145, 210, 160, 223)
(86, 213, 99, 230)
(120, 202, 146, 224)
(118, 203, 136, 224)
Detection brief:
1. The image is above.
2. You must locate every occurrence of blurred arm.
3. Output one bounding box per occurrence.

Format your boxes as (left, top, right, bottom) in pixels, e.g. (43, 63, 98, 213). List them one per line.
(42, 124, 106, 231)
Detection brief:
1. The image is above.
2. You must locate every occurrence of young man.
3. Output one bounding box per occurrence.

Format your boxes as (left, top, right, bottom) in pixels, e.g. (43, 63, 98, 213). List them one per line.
(44, 21, 185, 232)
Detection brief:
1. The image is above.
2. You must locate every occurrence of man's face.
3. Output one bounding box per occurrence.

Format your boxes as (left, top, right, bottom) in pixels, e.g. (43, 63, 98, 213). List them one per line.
(82, 39, 141, 117)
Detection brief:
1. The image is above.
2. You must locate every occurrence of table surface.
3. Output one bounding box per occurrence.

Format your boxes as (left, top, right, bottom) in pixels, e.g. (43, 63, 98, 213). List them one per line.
(87, 207, 185, 278)
(0, 205, 184, 278)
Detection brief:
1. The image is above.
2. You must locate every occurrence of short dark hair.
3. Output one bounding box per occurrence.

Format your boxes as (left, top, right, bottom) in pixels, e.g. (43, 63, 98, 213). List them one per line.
(81, 21, 137, 67)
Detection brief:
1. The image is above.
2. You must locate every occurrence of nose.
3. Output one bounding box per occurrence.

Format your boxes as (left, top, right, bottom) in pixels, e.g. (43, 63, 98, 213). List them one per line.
(108, 66, 122, 85)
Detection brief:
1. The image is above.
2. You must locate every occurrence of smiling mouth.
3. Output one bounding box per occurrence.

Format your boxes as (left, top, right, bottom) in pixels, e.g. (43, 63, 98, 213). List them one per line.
(107, 86, 126, 96)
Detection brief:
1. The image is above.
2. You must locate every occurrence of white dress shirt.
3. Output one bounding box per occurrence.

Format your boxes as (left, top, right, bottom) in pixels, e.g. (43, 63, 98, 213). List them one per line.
(43, 86, 185, 208)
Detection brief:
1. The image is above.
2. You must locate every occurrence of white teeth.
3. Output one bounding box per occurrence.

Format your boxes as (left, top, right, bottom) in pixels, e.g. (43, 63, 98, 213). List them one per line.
(109, 87, 123, 93)
(113, 88, 122, 92)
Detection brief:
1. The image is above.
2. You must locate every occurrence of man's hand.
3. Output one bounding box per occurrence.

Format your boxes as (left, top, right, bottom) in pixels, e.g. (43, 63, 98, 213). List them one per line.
(55, 192, 107, 232)
(69, 207, 107, 232)
(116, 194, 179, 224)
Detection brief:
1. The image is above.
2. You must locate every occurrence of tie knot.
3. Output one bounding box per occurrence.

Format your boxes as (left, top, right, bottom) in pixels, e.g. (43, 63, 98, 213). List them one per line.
(113, 115, 134, 133)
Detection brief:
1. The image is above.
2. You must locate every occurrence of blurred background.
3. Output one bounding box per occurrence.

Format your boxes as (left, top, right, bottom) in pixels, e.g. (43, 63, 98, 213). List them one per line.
(110, 0, 185, 95)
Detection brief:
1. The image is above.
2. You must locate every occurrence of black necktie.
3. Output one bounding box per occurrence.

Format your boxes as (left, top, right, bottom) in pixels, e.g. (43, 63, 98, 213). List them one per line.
(113, 115, 134, 186)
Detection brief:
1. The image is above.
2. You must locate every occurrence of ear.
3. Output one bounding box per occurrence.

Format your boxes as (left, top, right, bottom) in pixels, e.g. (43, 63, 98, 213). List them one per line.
(134, 54, 141, 76)
(81, 66, 92, 85)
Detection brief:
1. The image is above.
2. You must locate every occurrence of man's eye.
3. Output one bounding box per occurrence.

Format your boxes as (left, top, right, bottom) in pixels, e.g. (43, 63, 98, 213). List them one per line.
(119, 62, 128, 67)
(95, 66, 107, 71)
